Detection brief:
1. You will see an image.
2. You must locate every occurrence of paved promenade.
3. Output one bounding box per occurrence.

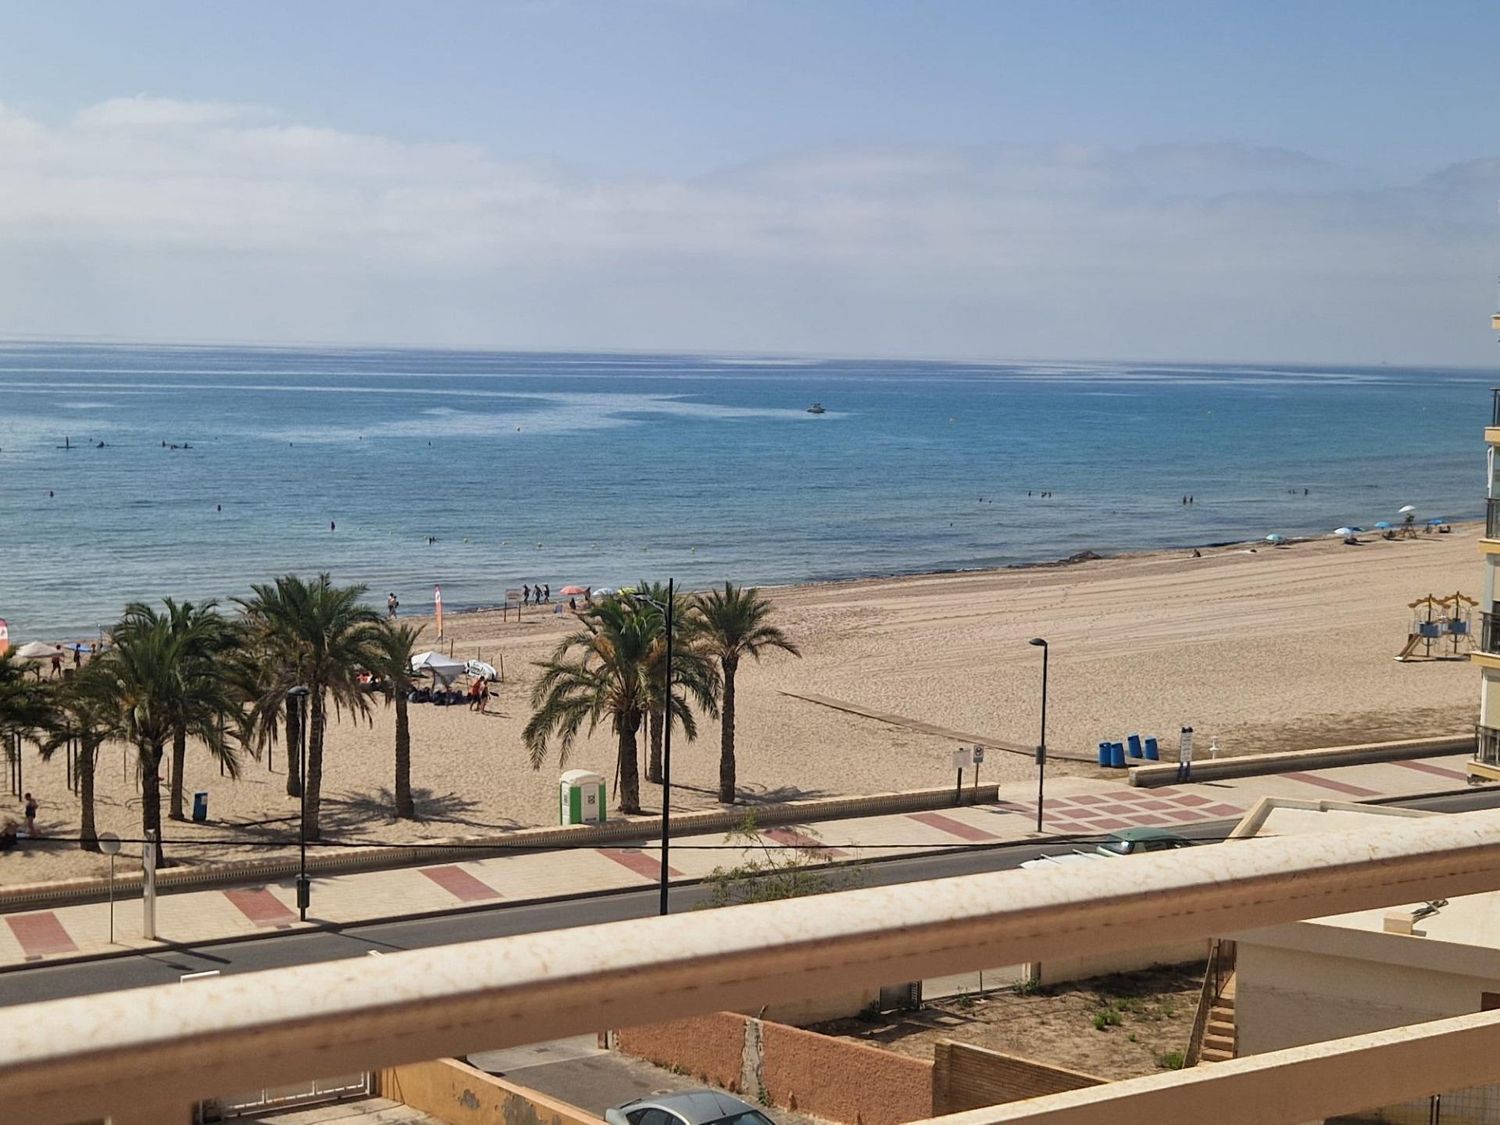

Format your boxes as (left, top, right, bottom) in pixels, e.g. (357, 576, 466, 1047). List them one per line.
(0, 752, 1483, 971)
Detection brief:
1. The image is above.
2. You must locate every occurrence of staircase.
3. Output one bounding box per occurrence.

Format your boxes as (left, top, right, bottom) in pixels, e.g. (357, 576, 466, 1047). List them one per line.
(1199, 974, 1237, 1064)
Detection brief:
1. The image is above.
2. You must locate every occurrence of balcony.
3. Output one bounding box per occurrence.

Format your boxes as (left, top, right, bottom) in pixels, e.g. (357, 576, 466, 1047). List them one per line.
(1487, 498, 1500, 539)
(1492, 386, 1500, 428)
(1483, 614, 1500, 656)
(1480, 725, 1500, 768)
(10, 812, 1500, 1123)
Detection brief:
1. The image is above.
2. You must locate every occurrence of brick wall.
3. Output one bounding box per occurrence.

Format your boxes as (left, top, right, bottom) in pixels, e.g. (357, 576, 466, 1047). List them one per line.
(931, 1040, 1102, 1114)
(760, 1018, 933, 1125)
(616, 1013, 749, 1093)
(617, 1012, 935, 1124)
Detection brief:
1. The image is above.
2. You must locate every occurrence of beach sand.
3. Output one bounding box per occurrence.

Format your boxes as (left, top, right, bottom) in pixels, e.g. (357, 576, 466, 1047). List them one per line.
(2, 526, 1480, 885)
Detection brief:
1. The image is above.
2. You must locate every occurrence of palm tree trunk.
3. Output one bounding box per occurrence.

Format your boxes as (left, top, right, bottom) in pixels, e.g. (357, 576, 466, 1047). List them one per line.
(78, 736, 99, 853)
(306, 689, 325, 842)
(617, 717, 642, 814)
(718, 658, 738, 804)
(394, 692, 414, 819)
(646, 708, 663, 785)
(169, 727, 187, 820)
(285, 695, 302, 798)
(142, 741, 167, 868)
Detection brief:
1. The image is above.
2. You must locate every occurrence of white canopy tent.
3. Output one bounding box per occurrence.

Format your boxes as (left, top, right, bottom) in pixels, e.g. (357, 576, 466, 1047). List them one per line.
(12, 642, 57, 661)
(410, 651, 467, 685)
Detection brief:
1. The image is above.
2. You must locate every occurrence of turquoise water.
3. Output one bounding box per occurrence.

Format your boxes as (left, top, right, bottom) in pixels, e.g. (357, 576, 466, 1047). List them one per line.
(0, 342, 1487, 639)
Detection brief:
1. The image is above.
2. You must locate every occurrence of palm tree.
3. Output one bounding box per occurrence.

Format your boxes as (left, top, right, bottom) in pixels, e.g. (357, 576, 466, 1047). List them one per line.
(0, 650, 50, 808)
(525, 597, 696, 814)
(633, 580, 719, 785)
(374, 620, 424, 820)
(117, 599, 238, 821)
(92, 615, 238, 866)
(38, 666, 117, 852)
(238, 574, 381, 841)
(697, 582, 801, 804)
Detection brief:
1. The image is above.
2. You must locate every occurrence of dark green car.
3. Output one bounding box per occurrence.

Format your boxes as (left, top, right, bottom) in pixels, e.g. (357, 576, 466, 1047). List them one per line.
(1095, 827, 1193, 857)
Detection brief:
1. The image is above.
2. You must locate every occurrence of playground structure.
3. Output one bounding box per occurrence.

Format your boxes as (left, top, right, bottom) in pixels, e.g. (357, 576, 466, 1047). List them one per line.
(1396, 592, 1476, 662)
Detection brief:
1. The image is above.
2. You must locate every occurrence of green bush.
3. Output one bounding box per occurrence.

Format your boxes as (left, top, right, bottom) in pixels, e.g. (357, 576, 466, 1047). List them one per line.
(1156, 1049, 1186, 1070)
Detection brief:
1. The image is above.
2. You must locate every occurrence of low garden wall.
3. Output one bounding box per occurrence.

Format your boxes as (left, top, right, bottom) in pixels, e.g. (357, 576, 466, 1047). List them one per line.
(1128, 735, 1472, 788)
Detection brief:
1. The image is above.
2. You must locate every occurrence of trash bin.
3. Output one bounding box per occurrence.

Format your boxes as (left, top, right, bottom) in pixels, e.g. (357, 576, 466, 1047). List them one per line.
(1144, 736, 1160, 761)
(1127, 733, 1143, 758)
(1109, 742, 1126, 769)
(559, 769, 606, 825)
(192, 792, 208, 822)
(1097, 741, 1111, 767)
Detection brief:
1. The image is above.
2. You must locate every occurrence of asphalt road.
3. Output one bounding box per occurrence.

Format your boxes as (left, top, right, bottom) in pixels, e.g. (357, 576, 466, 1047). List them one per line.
(2, 786, 1494, 1009)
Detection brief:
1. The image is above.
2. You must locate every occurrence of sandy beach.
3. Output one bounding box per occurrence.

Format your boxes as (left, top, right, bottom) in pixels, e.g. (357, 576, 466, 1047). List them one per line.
(1, 526, 1480, 886)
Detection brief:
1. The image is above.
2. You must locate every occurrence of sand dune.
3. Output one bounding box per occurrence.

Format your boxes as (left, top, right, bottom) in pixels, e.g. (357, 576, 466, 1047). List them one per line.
(2, 527, 1478, 885)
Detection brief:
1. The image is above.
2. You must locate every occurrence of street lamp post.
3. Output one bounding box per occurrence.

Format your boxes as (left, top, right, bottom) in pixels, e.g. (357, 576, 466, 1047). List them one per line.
(634, 581, 675, 916)
(1028, 638, 1049, 832)
(287, 685, 311, 920)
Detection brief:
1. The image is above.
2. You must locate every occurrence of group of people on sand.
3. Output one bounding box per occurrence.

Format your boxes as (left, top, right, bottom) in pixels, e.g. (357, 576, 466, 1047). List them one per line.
(466, 677, 492, 713)
(521, 583, 550, 606)
(1, 793, 39, 854)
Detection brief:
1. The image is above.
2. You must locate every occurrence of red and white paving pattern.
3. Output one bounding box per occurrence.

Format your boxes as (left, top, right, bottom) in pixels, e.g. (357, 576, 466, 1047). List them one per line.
(0, 752, 1481, 970)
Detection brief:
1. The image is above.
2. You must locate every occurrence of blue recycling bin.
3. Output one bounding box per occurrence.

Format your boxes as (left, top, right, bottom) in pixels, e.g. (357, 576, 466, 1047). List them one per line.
(192, 792, 208, 822)
(1144, 736, 1160, 761)
(1127, 733, 1143, 758)
(1110, 742, 1126, 768)
(1097, 741, 1111, 767)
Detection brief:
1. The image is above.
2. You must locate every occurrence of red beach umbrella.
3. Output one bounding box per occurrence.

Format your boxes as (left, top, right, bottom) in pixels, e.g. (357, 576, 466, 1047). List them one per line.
(560, 585, 587, 596)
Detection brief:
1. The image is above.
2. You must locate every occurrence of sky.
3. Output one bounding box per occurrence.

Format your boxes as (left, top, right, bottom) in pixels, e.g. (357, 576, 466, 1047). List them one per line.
(0, 0, 1497, 365)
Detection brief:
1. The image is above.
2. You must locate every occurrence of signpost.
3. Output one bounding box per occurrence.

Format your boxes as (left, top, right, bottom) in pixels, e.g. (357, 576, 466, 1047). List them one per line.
(142, 829, 158, 940)
(951, 746, 973, 805)
(98, 832, 121, 943)
(434, 584, 444, 640)
(971, 745, 985, 796)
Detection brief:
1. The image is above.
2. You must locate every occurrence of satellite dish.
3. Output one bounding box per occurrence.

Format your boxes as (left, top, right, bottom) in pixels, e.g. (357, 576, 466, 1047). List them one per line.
(97, 832, 121, 856)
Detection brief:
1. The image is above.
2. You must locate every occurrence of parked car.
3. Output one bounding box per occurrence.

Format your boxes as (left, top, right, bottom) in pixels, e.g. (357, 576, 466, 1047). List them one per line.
(604, 1089, 777, 1125)
(1095, 827, 1193, 857)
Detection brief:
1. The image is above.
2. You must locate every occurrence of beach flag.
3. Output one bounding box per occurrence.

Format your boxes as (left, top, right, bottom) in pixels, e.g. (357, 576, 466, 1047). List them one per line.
(434, 585, 443, 639)
(0, 618, 7, 657)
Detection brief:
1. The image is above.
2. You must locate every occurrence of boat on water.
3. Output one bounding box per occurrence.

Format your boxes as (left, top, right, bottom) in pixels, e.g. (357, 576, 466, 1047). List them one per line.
(806, 402, 826, 414)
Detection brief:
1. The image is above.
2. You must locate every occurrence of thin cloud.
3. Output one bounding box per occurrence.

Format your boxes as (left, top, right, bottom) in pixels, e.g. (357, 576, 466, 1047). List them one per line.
(0, 98, 1493, 363)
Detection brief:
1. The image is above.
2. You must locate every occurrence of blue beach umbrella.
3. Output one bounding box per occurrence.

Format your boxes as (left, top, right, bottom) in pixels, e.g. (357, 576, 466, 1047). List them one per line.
(1265, 534, 1284, 544)
(1374, 521, 1392, 530)
(1427, 517, 1446, 526)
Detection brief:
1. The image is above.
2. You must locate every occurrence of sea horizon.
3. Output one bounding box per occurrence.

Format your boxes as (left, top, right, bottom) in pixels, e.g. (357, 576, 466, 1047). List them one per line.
(0, 340, 1486, 640)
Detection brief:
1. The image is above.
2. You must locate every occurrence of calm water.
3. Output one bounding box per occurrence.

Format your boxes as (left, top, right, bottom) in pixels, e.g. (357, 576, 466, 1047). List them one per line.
(0, 343, 1487, 639)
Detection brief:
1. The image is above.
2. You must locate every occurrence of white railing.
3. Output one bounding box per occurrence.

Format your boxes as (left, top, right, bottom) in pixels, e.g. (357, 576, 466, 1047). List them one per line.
(9, 809, 1500, 1124)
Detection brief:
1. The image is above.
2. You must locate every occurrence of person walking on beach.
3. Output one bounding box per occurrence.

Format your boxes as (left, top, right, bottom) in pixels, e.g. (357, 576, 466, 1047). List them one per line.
(542, 583, 550, 604)
(72, 644, 81, 671)
(387, 592, 399, 619)
(522, 584, 531, 606)
(1177, 727, 1194, 783)
(477, 678, 491, 714)
(49, 647, 62, 679)
(23, 793, 37, 837)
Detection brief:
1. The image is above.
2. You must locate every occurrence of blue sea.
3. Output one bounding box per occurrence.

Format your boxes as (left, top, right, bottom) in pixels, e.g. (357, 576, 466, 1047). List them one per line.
(0, 342, 1488, 640)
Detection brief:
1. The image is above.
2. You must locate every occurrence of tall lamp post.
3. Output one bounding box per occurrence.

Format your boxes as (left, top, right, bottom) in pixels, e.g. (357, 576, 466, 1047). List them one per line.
(634, 580, 675, 916)
(1028, 638, 1048, 832)
(287, 685, 311, 920)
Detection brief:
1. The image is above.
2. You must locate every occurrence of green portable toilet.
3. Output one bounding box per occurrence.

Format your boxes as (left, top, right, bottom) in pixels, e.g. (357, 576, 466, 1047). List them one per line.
(560, 769, 606, 825)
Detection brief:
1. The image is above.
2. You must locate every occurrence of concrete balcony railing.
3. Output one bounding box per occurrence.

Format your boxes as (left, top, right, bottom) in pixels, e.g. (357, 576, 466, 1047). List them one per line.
(12, 811, 1500, 1124)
